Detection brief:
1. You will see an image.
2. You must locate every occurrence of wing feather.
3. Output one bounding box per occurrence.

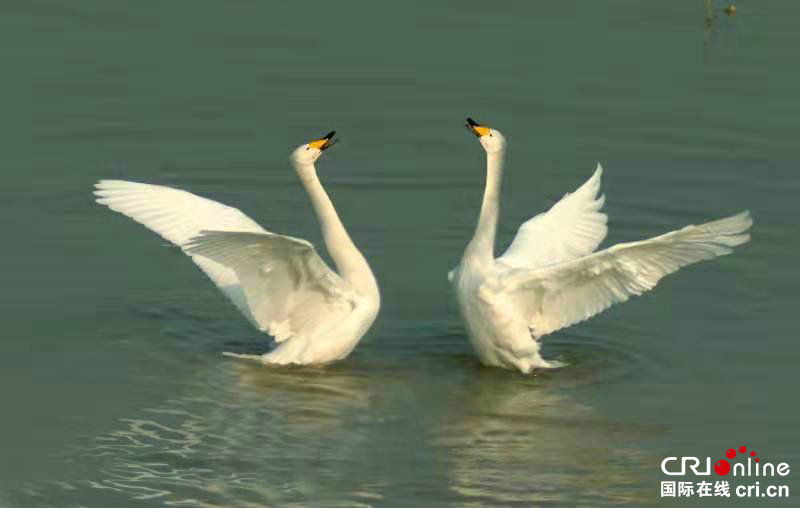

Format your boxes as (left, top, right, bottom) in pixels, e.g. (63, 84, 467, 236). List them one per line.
(498, 164, 608, 269)
(502, 211, 752, 336)
(185, 231, 355, 342)
(94, 180, 353, 341)
(95, 180, 268, 323)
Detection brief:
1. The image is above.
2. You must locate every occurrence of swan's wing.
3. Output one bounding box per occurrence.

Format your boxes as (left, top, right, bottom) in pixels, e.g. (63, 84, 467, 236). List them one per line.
(497, 164, 608, 269)
(184, 231, 356, 342)
(94, 180, 270, 325)
(501, 211, 752, 337)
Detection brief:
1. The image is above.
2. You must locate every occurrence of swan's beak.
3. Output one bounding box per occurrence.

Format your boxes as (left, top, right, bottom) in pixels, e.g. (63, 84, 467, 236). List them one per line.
(308, 131, 338, 151)
(465, 117, 490, 138)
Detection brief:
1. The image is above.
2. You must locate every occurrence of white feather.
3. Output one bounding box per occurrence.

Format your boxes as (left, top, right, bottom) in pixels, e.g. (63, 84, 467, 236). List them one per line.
(94, 180, 267, 325)
(499, 163, 607, 269)
(183, 230, 356, 342)
(502, 211, 753, 336)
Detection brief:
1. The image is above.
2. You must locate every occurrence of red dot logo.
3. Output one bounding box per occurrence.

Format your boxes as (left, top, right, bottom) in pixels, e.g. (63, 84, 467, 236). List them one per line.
(739, 446, 747, 453)
(726, 448, 736, 459)
(715, 459, 731, 476)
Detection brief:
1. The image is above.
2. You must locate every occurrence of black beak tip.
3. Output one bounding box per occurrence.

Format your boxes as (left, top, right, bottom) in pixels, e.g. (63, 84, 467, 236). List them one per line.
(466, 117, 479, 127)
(323, 130, 336, 140)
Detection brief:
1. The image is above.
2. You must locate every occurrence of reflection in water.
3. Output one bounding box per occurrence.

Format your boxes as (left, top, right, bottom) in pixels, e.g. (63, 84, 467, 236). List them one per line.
(432, 366, 665, 506)
(81, 362, 381, 507)
(21, 330, 666, 506)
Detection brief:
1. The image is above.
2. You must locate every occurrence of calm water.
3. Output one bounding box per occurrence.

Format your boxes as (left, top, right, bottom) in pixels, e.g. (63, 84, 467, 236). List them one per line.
(1, 1, 798, 506)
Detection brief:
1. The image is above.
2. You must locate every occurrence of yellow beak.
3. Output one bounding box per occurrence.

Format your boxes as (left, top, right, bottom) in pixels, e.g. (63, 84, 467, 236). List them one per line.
(465, 117, 491, 137)
(308, 131, 337, 151)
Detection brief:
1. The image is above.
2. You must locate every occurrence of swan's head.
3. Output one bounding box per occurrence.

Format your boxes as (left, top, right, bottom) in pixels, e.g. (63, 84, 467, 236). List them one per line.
(465, 117, 506, 153)
(290, 131, 338, 165)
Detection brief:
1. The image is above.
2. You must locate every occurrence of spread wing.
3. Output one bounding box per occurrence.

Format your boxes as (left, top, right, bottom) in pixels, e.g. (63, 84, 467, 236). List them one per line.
(94, 180, 354, 341)
(185, 231, 356, 342)
(500, 211, 752, 337)
(497, 164, 608, 269)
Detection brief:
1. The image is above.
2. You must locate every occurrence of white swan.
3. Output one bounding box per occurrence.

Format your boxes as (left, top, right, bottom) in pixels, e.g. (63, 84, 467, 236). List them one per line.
(94, 131, 380, 366)
(450, 118, 752, 374)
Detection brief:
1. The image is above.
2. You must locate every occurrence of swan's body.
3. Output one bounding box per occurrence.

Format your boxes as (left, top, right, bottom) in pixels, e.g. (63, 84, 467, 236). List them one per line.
(95, 132, 380, 366)
(451, 118, 752, 374)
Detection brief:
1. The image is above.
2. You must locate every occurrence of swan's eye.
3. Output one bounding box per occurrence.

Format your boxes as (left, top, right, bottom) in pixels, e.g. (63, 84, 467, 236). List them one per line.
(306, 147, 309, 150)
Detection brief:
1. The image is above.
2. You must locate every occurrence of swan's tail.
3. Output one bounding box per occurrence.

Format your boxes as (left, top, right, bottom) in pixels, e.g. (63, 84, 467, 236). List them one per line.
(222, 352, 265, 363)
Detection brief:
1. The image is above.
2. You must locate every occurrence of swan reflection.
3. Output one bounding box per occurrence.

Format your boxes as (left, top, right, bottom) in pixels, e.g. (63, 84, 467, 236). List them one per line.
(432, 367, 663, 506)
(85, 360, 379, 506)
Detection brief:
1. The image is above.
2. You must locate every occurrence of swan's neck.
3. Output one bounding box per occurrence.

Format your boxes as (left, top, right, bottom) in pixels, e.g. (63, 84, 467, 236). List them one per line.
(294, 160, 377, 296)
(466, 150, 504, 264)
